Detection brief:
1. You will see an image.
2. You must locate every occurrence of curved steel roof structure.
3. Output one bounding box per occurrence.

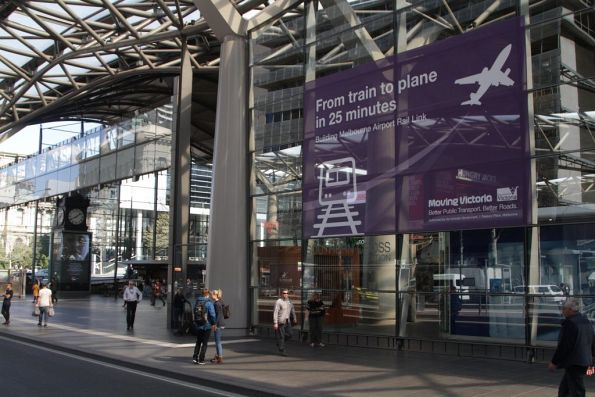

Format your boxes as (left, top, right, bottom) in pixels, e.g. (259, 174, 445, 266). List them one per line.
(0, 1, 228, 146)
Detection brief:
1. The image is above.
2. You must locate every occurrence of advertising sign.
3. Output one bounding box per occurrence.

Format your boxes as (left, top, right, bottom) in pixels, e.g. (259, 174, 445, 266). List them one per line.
(303, 17, 529, 238)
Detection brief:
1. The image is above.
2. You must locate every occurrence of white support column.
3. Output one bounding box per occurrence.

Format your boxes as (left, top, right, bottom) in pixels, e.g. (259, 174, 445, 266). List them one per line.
(206, 35, 249, 336)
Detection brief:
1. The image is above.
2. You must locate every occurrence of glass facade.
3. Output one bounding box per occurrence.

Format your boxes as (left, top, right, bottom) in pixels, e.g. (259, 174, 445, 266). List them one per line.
(0, 104, 212, 289)
(248, 0, 595, 348)
(0, 106, 173, 209)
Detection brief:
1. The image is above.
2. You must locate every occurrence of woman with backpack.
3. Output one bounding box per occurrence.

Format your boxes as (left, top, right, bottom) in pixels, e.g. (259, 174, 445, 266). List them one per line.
(210, 289, 226, 364)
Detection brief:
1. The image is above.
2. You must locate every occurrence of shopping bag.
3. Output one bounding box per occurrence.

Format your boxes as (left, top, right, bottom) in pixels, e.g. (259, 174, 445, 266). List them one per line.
(48, 307, 55, 317)
(33, 305, 40, 316)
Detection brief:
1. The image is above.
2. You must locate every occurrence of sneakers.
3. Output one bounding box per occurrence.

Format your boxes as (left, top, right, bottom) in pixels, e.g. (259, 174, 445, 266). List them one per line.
(310, 343, 315, 347)
(318, 343, 325, 347)
(279, 350, 288, 357)
(192, 358, 199, 364)
(197, 361, 206, 365)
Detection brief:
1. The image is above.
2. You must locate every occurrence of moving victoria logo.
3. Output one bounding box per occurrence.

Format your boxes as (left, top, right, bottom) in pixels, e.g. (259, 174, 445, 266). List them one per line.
(496, 186, 519, 202)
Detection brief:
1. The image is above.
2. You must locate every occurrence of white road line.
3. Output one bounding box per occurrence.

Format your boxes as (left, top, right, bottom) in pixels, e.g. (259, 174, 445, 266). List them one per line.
(0, 334, 249, 397)
(5, 318, 259, 348)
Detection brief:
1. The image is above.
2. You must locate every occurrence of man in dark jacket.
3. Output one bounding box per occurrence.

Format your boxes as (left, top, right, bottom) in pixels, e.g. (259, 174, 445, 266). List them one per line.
(548, 298, 595, 397)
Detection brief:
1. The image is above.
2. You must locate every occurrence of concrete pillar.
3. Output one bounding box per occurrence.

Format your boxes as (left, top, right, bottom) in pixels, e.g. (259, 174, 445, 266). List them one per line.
(206, 35, 249, 336)
(169, 46, 193, 326)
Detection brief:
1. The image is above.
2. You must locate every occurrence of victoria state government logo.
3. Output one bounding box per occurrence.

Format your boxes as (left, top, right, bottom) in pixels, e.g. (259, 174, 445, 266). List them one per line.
(497, 186, 519, 202)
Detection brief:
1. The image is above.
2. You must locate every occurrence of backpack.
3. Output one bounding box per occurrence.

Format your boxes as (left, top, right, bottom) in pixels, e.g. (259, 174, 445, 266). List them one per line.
(193, 301, 207, 326)
(223, 303, 231, 319)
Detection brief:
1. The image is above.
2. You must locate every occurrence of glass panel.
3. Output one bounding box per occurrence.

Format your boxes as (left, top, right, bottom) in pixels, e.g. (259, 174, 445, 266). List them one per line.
(252, 87, 304, 151)
(99, 152, 117, 183)
(120, 122, 135, 148)
(534, 224, 595, 343)
(0, 168, 6, 188)
(46, 148, 59, 172)
(59, 143, 72, 168)
(253, 241, 302, 326)
(155, 171, 170, 260)
(72, 138, 84, 163)
(156, 105, 173, 137)
(101, 126, 119, 154)
(25, 158, 36, 179)
(300, 236, 396, 335)
(85, 132, 101, 158)
(135, 141, 156, 174)
(134, 112, 155, 143)
(0, 186, 15, 206)
(36, 152, 47, 175)
(79, 159, 99, 187)
(35, 173, 49, 199)
(399, 229, 525, 341)
(252, 145, 302, 195)
(15, 161, 26, 181)
(116, 147, 135, 180)
(154, 138, 171, 170)
(46, 171, 59, 197)
(5, 165, 15, 186)
(57, 167, 71, 194)
(252, 192, 302, 241)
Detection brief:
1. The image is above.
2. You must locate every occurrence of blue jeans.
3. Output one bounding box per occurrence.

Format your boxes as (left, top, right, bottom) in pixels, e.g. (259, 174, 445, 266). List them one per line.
(214, 327, 223, 357)
(38, 306, 49, 325)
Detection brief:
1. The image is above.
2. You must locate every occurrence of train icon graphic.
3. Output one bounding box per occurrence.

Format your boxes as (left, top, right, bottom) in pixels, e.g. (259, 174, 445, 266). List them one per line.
(313, 157, 363, 237)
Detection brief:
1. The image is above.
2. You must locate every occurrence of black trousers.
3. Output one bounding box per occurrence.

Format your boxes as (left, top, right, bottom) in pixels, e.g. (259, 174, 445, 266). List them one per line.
(193, 328, 212, 362)
(126, 301, 138, 328)
(1, 301, 10, 322)
(559, 365, 587, 397)
(309, 316, 323, 344)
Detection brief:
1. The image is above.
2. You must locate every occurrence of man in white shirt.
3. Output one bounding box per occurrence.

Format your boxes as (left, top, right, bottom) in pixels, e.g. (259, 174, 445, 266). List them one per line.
(123, 281, 142, 331)
(37, 283, 53, 327)
(273, 289, 296, 356)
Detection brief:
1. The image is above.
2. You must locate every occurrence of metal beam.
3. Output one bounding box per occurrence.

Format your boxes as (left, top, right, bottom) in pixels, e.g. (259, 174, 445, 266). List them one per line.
(192, 0, 246, 40)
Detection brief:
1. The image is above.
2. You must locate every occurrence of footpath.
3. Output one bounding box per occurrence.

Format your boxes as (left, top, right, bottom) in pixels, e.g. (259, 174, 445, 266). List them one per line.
(1, 296, 593, 397)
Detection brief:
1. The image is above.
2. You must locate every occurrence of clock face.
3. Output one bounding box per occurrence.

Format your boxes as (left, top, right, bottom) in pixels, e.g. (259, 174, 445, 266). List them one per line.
(67, 208, 85, 225)
(56, 208, 65, 226)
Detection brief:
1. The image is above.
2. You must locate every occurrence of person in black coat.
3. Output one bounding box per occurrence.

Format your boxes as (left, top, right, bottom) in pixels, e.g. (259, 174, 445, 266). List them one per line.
(307, 292, 326, 347)
(548, 298, 595, 397)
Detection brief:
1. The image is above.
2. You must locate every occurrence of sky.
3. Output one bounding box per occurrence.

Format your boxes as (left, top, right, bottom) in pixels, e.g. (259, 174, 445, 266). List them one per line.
(0, 121, 100, 156)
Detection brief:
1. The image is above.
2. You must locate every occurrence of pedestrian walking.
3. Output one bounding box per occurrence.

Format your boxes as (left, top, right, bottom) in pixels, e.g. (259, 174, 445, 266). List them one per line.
(210, 289, 225, 364)
(123, 280, 142, 330)
(50, 274, 59, 304)
(32, 279, 39, 303)
(192, 288, 216, 365)
(548, 298, 595, 397)
(36, 283, 53, 327)
(306, 292, 325, 347)
(173, 288, 187, 329)
(151, 280, 166, 306)
(273, 289, 297, 356)
(2, 282, 13, 325)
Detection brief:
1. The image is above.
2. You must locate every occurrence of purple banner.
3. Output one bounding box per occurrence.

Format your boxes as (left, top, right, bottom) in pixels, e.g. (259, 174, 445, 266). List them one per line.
(303, 18, 530, 238)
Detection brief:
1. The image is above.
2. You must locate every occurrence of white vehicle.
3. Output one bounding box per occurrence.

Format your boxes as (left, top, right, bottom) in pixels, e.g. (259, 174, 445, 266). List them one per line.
(433, 273, 470, 300)
(513, 284, 566, 304)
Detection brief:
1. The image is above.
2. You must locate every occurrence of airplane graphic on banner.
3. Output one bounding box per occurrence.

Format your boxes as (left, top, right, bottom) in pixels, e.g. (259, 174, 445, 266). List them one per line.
(454, 44, 515, 106)
(313, 157, 362, 237)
